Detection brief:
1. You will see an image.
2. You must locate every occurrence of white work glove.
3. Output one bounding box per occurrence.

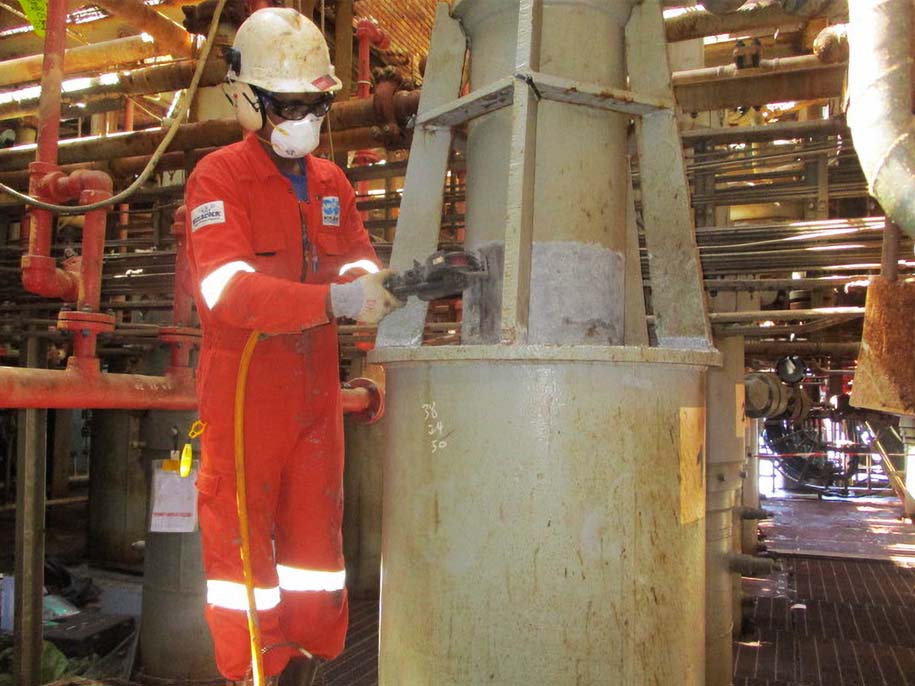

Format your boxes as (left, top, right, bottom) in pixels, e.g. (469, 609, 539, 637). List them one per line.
(330, 269, 405, 324)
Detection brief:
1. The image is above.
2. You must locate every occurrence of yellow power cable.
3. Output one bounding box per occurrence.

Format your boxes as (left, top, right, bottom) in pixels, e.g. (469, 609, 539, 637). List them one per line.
(235, 329, 265, 686)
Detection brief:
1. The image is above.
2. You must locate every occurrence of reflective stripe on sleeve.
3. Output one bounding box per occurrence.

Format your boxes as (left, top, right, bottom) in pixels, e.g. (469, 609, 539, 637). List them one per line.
(276, 564, 346, 592)
(200, 261, 255, 309)
(206, 579, 281, 611)
(338, 259, 379, 276)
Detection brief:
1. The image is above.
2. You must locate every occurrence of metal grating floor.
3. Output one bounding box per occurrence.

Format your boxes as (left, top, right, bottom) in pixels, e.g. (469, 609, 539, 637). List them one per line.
(735, 557, 915, 686)
(319, 558, 915, 685)
(319, 597, 379, 686)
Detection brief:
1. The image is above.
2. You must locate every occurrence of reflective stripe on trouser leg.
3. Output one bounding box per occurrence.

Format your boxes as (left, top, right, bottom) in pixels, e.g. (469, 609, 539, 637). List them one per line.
(275, 401, 348, 659)
(207, 579, 282, 611)
(277, 565, 346, 592)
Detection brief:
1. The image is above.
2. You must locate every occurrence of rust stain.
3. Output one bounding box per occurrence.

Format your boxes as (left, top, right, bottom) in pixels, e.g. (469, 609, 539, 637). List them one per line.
(852, 277, 915, 415)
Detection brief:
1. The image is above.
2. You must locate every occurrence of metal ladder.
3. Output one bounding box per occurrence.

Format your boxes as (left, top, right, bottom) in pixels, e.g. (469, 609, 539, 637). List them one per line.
(376, 0, 711, 350)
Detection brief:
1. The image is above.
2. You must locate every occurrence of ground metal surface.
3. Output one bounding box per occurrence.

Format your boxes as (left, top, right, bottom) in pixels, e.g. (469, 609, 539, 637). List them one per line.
(320, 598, 378, 686)
(735, 496, 915, 686)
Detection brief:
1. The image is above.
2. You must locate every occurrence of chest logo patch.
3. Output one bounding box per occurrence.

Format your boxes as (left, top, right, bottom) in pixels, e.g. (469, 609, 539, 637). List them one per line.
(190, 200, 225, 232)
(322, 196, 340, 227)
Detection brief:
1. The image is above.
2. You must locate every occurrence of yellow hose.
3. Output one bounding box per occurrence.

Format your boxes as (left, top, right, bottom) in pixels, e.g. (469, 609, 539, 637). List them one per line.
(235, 329, 265, 686)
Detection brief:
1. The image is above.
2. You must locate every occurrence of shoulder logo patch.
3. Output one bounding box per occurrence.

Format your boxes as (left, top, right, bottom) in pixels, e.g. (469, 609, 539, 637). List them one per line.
(191, 200, 226, 232)
(322, 196, 340, 227)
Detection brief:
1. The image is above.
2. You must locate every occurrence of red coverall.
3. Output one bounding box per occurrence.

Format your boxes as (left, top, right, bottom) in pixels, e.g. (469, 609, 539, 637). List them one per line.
(184, 133, 378, 680)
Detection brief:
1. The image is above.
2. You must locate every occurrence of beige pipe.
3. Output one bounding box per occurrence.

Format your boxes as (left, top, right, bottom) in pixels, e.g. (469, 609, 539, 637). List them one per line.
(90, 0, 192, 57)
(0, 35, 161, 88)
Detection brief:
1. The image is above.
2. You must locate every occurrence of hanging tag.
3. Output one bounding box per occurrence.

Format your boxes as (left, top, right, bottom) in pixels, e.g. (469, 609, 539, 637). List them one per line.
(179, 444, 193, 478)
(149, 459, 198, 533)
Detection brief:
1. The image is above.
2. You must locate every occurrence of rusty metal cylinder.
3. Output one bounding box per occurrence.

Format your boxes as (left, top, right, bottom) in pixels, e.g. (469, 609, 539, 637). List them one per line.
(458, 0, 633, 345)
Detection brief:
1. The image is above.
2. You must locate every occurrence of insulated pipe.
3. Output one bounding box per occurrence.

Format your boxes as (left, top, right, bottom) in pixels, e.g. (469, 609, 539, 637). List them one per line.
(672, 59, 846, 112)
(0, 35, 161, 89)
(702, 0, 748, 14)
(0, 91, 417, 171)
(672, 54, 835, 85)
(0, 60, 226, 121)
(666, 4, 803, 42)
(813, 23, 849, 64)
(847, 0, 915, 239)
(90, 0, 193, 57)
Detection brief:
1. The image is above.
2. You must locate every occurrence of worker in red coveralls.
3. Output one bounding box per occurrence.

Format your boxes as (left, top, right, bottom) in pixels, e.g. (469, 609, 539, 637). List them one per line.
(184, 8, 403, 685)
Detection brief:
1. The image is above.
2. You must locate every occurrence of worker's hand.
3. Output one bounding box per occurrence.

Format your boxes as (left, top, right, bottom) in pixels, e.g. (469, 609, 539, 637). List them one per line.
(330, 269, 405, 324)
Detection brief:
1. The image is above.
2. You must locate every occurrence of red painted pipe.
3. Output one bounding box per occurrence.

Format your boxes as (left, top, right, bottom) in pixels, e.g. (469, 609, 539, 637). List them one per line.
(0, 358, 382, 419)
(0, 359, 197, 410)
(21, 0, 75, 302)
(353, 19, 389, 220)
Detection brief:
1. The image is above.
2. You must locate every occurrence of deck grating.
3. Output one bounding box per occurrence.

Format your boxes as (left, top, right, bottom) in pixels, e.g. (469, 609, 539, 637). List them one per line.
(318, 560, 915, 684)
(736, 556, 915, 686)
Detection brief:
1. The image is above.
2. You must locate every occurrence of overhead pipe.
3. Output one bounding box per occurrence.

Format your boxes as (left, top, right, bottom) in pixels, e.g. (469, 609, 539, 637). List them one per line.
(0, 59, 226, 122)
(0, 35, 162, 89)
(779, 0, 837, 16)
(702, 0, 749, 14)
(673, 59, 845, 112)
(847, 0, 915, 239)
(672, 54, 836, 85)
(813, 23, 849, 64)
(90, 0, 193, 58)
(0, 90, 419, 172)
(666, 4, 804, 42)
(665, 1, 843, 43)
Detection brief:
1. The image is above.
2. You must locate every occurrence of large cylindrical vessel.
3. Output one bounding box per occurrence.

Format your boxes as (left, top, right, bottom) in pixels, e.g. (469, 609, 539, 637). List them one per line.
(372, 348, 711, 685)
(372, 1, 715, 683)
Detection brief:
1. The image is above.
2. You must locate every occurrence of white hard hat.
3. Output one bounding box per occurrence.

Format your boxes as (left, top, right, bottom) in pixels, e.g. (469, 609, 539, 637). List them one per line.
(228, 7, 343, 94)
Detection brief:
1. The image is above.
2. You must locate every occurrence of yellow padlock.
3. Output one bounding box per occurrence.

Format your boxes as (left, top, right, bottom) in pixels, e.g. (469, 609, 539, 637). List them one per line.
(180, 443, 193, 478)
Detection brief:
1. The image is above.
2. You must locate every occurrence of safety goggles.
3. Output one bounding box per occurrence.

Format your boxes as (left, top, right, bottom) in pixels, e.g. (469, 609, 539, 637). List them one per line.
(254, 87, 334, 121)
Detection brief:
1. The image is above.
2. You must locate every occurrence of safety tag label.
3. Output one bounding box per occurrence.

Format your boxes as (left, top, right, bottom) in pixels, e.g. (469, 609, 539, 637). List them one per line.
(322, 196, 340, 226)
(150, 460, 198, 533)
(191, 200, 225, 232)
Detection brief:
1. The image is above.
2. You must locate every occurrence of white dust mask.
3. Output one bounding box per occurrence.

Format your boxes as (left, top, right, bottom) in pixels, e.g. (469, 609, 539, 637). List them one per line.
(270, 113, 323, 159)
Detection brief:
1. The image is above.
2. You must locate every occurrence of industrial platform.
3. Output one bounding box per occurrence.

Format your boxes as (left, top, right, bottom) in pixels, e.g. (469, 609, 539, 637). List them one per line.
(734, 496, 915, 686)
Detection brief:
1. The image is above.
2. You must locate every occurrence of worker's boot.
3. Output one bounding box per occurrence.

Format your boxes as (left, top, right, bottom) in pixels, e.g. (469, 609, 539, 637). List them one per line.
(278, 656, 320, 686)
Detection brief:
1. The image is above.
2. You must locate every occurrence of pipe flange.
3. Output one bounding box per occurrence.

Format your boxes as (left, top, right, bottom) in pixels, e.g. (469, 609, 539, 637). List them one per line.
(57, 310, 115, 334)
(346, 376, 385, 425)
(159, 326, 202, 345)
